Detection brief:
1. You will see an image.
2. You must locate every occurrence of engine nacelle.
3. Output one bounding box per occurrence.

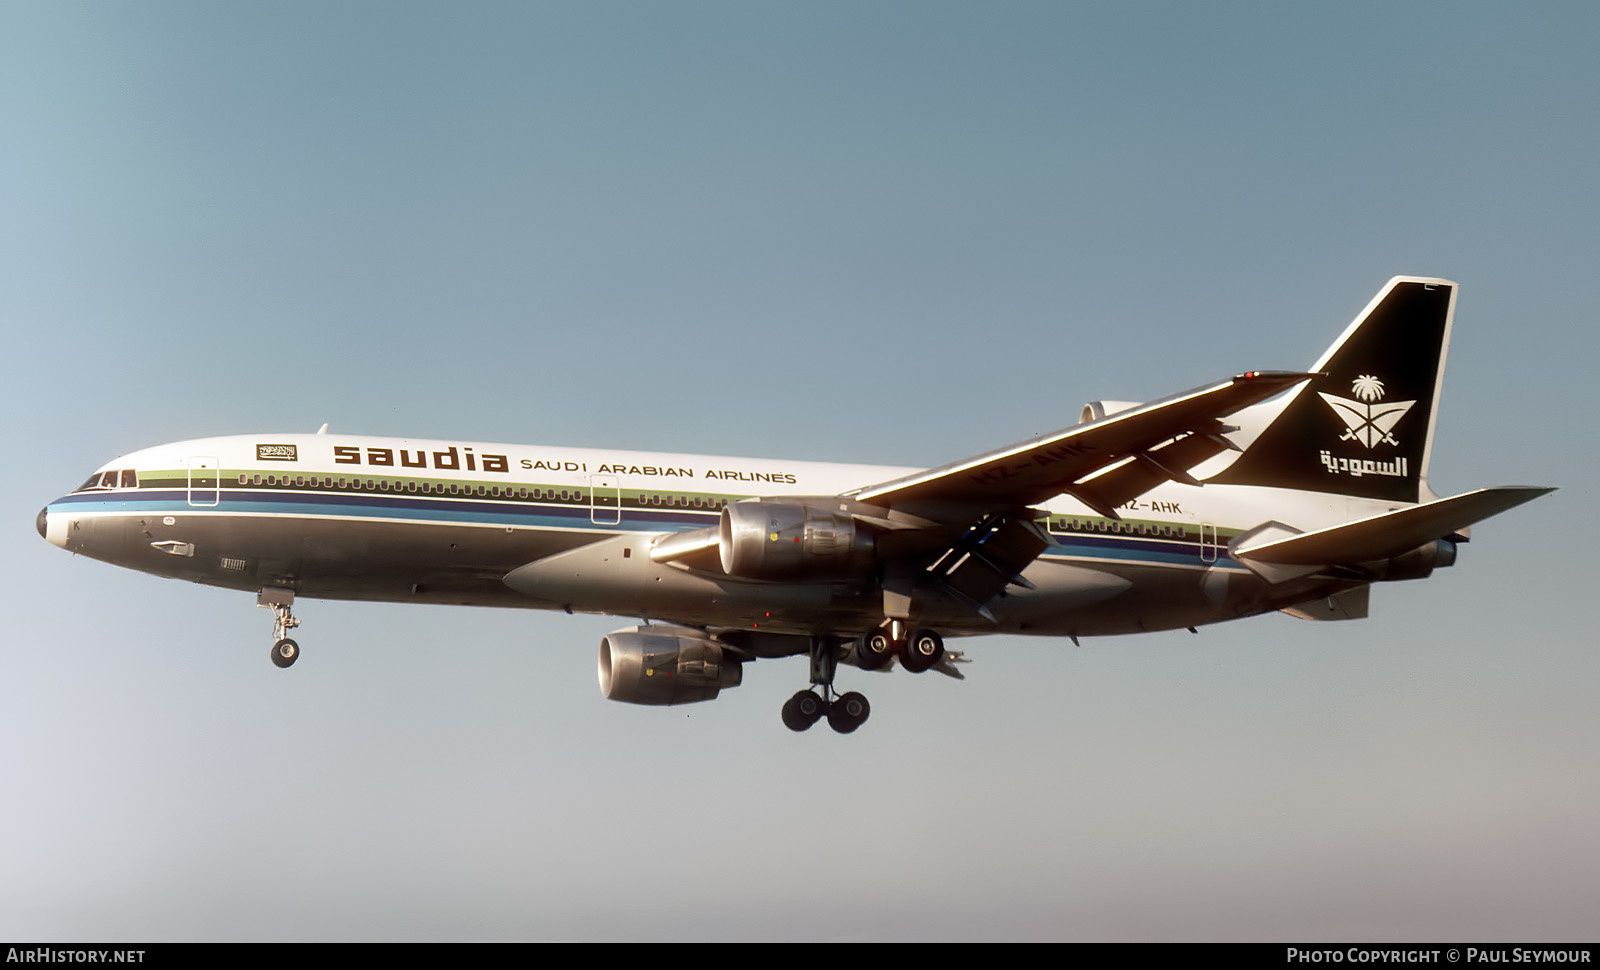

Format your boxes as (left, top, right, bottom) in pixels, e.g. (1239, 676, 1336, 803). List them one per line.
(1379, 538, 1458, 581)
(598, 626, 742, 706)
(1079, 400, 1142, 424)
(718, 500, 875, 580)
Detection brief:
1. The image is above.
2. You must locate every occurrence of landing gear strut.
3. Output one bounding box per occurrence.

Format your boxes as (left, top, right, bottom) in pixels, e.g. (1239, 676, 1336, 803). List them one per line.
(258, 589, 301, 669)
(781, 635, 871, 734)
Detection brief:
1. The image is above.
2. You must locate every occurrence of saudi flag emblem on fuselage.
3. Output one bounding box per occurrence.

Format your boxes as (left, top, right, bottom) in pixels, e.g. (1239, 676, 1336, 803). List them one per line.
(1318, 375, 1415, 449)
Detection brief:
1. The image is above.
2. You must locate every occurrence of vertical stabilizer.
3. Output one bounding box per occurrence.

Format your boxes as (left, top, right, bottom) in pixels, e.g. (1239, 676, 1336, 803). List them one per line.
(1207, 277, 1454, 504)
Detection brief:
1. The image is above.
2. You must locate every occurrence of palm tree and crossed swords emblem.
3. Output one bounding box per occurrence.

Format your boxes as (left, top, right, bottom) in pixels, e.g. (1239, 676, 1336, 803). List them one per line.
(1317, 375, 1415, 448)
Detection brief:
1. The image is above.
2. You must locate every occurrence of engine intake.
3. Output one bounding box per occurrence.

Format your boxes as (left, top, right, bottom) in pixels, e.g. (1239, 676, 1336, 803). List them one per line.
(719, 500, 875, 580)
(1079, 400, 1142, 424)
(598, 626, 742, 706)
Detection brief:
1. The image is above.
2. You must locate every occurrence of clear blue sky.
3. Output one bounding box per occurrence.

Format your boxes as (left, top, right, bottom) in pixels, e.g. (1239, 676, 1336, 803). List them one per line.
(3, 1, 1593, 941)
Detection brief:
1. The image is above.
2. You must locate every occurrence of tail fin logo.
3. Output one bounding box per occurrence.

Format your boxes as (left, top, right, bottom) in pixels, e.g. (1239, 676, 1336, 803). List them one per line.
(1317, 375, 1416, 449)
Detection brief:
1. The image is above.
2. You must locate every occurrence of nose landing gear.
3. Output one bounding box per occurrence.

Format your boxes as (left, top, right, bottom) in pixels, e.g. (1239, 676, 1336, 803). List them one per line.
(270, 636, 300, 668)
(258, 589, 301, 669)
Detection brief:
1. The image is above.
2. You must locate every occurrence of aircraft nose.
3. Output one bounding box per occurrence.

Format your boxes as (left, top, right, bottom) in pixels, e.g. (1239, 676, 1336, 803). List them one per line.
(38, 506, 70, 550)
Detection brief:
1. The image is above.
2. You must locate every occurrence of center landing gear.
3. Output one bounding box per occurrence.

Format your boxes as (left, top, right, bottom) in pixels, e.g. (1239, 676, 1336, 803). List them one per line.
(858, 622, 946, 673)
(258, 589, 301, 669)
(781, 636, 872, 734)
(901, 629, 945, 673)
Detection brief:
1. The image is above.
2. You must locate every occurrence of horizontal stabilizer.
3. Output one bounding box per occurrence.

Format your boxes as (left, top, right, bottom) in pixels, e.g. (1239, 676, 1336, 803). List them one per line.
(1237, 486, 1554, 569)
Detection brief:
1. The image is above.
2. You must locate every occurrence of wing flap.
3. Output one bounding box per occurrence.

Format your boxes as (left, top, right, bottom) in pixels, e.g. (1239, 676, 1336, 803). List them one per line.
(924, 513, 1052, 616)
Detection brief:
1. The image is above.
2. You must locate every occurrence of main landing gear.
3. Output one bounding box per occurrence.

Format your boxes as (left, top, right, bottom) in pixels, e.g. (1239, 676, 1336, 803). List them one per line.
(258, 589, 301, 669)
(780, 625, 947, 734)
(782, 688, 870, 734)
(782, 635, 871, 735)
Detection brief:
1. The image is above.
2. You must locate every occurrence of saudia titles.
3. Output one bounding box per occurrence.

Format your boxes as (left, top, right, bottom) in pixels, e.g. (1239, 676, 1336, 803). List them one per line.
(325, 443, 798, 484)
(332, 444, 510, 473)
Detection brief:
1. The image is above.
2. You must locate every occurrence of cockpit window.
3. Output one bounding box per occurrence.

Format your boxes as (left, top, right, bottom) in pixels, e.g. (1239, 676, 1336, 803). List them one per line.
(79, 469, 138, 491)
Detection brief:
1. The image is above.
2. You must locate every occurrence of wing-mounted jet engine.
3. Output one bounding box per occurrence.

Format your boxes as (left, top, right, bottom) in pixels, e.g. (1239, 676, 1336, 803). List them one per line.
(717, 500, 876, 580)
(598, 624, 744, 705)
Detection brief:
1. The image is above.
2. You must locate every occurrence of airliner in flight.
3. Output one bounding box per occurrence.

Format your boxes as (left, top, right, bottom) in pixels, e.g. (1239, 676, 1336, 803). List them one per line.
(37, 277, 1551, 734)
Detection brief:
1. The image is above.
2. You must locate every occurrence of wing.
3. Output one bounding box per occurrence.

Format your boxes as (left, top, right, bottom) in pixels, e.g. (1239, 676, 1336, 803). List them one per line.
(841, 370, 1313, 620)
(851, 371, 1314, 514)
(651, 371, 1313, 622)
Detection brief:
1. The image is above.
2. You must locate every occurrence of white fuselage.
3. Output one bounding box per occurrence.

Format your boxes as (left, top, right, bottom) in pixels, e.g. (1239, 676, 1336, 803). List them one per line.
(41, 431, 1383, 639)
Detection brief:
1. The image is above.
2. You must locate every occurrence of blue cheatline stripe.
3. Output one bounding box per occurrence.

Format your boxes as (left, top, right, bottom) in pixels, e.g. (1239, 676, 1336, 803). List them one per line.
(50, 488, 720, 532)
(51, 489, 1224, 569)
(1045, 533, 1236, 569)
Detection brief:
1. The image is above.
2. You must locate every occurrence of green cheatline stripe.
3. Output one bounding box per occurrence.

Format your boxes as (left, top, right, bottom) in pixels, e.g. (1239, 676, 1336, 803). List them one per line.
(1047, 514, 1235, 541)
(122, 470, 1213, 538)
(131, 469, 756, 508)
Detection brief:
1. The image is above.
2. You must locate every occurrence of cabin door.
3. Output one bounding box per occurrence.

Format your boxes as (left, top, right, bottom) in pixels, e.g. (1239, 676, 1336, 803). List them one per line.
(590, 475, 620, 525)
(187, 456, 220, 507)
